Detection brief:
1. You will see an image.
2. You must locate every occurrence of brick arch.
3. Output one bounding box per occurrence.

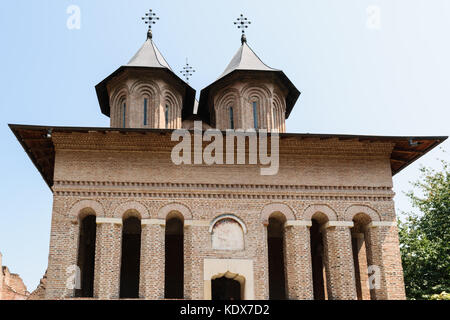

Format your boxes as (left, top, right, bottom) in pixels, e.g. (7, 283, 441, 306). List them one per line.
(214, 88, 241, 129)
(110, 86, 129, 127)
(260, 203, 296, 224)
(241, 83, 272, 100)
(113, 201, 150, 220)
(68, 200, 104, 222)
(209, 214, 248, 234)
(241, 84, 272, 129)
(157, 203, 192, 220)
(302, 204, 338, 221)
(129, 79, 161, 97)
(344, 205, 381, 222)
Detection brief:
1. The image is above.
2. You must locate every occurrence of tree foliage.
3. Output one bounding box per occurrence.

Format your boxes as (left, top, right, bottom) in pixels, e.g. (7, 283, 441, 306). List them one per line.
(398, 160, 450, 299)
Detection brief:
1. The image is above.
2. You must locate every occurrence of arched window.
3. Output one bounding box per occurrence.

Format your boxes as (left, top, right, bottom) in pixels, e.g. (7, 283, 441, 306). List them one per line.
(122, 102, 127, 128)
(229, 106, 234, 129)
(310, 213, 329, 300)
(252, 101, 259, 129)
(351, 213, 374, 300)
(143, 98, 148, 126)
(165, 213, 184, 298)
(76, 214, 96, 298)
(119, 216, 141, 298)
(267, 214, 286, 299)
(165, 104, 170, 129)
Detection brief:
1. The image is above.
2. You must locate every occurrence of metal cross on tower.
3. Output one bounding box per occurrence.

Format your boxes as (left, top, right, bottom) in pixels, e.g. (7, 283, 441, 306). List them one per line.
(141, 9, 160, 39)
(180, 59, 195, 83)
(234, 14, 251, 44)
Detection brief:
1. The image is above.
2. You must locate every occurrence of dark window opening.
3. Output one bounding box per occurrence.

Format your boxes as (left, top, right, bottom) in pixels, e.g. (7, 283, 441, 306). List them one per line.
(267, 216, 286, 300)
(212, 277, 241, 300)
(352, 236, 363, 300)
(165, 105, 169, 128)
(122, 102, 126, 128)
(143, 98, 148, 126)
(229, 106, 234, 129)
(310, 219, 326, 300)
(75, 215, 96, 298)
(164, 216, 184, 299)
(252, 101, 258, 128)
(119, 216, 141, 298)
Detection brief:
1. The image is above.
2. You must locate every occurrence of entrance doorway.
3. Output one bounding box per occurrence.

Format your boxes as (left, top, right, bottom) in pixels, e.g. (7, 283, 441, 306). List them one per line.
(212, 277, 241, 300)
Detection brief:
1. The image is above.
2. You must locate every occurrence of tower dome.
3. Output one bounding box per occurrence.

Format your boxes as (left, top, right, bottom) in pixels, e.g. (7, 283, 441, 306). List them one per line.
(198, 16, 300, 132)
(95, 11, 195, 129)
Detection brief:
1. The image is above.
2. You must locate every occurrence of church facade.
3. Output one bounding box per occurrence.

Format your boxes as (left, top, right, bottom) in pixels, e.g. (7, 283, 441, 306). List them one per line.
(10, 13, 446, 300)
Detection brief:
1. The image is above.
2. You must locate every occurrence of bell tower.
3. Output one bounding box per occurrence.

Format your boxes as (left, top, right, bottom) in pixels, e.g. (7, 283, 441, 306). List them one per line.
(95, 9, 195, 129)
(198, 14, 300, 132)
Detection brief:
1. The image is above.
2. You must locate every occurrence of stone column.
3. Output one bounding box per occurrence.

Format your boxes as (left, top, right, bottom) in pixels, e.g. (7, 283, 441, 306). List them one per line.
(284, 221, 314, 300)
(364, 221, 405, 300)
(321, 221, 357, 300)
(93, 218, 122, 299)
(351, 233, 370, 300)
(139, 219, 165, 299)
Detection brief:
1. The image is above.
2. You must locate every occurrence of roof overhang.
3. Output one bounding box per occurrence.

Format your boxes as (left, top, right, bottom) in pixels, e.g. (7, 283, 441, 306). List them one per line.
(9, 124, 447, 190)
(95, 66, 196, 120)
(197, 69, 301, 123)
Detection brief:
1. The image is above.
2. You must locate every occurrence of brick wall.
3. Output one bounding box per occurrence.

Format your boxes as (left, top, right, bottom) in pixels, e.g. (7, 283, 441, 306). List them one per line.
(43, 132, 405, 300)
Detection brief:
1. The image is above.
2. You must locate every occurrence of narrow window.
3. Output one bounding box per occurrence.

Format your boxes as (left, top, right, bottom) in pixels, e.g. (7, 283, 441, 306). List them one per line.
(229, 107, 234, 129)
(122, 102, 126, 128)
(119, 216, 141, 298)
(310, 219, 326, 300)
(252, 101, 258, 129)
(143, 98, 148, 126)
(165, 105, 169, 129)
(164, 215, 184, 298)
(75, 214, 96, 298)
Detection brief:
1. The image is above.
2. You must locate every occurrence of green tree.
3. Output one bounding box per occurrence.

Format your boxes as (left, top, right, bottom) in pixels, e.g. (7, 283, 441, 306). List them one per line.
(398, 160, 450, 299)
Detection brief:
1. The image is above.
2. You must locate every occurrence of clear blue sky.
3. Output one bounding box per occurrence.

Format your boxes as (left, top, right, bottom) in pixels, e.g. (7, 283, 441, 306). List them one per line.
(0, 0, 449, 291)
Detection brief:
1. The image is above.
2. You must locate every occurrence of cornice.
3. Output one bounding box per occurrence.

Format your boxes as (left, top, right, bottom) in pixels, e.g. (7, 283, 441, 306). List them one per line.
(53, 180, 394, 201)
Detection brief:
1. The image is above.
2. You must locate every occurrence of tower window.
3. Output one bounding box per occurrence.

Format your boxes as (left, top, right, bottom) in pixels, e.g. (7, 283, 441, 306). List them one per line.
(165, 105, 169, 129)
(252, 101, 258, 129)
(229, 107, 234, 129)
(143, 98, 148, 126)
(122, 102, 126, 128)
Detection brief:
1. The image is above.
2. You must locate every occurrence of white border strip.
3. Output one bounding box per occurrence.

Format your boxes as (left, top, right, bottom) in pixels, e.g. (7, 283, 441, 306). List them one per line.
(185, 220, 210, 227)
(322, 221, 354, 229)
(141, 219, 166, 226)
(96, 217, 122, 225)
(285, 220, 313, 227)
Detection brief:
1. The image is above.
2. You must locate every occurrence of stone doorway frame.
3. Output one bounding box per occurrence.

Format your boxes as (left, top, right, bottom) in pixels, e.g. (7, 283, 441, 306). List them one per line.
(203, 259, 254, 300)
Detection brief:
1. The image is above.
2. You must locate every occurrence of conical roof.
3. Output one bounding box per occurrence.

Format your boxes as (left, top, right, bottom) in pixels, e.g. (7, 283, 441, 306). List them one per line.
(219, 41, 279, 79)
(95, 36, 195, 119)
(197, 40, 300, 122)
(126, 38, 172, 70)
